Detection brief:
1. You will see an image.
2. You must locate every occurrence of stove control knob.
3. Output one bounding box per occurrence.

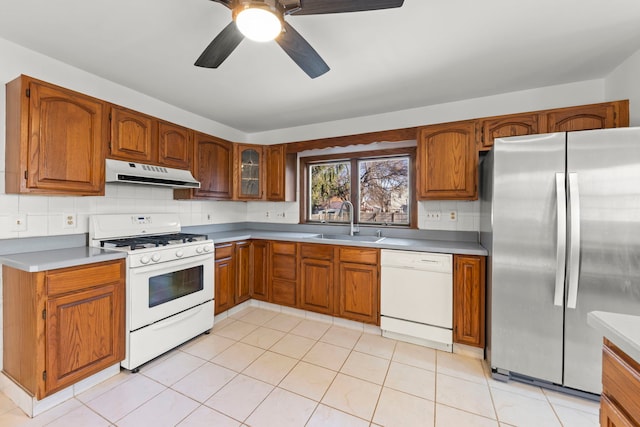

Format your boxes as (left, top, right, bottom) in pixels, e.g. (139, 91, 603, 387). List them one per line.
(140, 255, 151, 265)
(151, 253, 161, 262)
(176, 250, 184, 258)
(203, 245, 212, 253)
(196, 246, 203, 254)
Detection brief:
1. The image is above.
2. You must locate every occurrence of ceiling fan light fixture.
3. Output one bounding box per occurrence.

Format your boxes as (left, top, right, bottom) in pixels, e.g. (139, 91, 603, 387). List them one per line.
(233, 2, 283, 42)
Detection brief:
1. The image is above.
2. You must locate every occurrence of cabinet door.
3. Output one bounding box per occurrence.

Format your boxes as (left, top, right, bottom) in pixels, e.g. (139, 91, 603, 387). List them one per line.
(600, 395, 635, 427)
(15, 78, 107, 195)
(300, 258, 334, 315)
(417, 121, 477, 200)
(478, 113, 541, 151)
(234, 144, 263, 200)
(45, 280, 124, 396)
(158, 121, 192, 169)
(235, 241, 251, 304)
(251, 240, 270, 301)
(338, 262, 378, 324)
(188, 133, 233, 200)
(109, 106, 154, 163)
(453, 255, 486, 348)
(214, 244, 236, 314)
(545, 102, 625, 132)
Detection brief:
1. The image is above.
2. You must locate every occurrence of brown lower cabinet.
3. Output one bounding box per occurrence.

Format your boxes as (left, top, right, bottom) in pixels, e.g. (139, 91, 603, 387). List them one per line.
(251, 240, 270, 301)
(299, 244, 335, 315)
(2, 260, 125, 399)
(453, 254, 486, 348)
(336, 247, 379, 324)
(214, 241, 252, 314)
(601, 338, 640, 426)
(270, 241, 298, 307)
(214, 240, 381, 326)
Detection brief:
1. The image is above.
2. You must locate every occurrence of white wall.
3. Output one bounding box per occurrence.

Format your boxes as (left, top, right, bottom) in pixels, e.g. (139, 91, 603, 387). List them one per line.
(0, 37, 250, 240)
(247, 79, 607, 145)
(605, 47, 640, 126)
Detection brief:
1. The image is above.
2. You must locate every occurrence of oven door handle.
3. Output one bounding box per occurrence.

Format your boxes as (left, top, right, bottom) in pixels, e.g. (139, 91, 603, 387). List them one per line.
(150, 303, 207, 330)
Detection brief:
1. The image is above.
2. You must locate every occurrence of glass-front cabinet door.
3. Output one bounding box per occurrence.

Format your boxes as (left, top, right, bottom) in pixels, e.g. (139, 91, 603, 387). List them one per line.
(234, 144, 263, 199)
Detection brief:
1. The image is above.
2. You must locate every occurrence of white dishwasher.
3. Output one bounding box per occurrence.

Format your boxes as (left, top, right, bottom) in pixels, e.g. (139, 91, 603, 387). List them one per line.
(380, 249, 453, 352)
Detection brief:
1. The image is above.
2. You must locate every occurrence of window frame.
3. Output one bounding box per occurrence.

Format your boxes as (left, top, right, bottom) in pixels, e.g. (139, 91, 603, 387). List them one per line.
(299, 147, 417, 229)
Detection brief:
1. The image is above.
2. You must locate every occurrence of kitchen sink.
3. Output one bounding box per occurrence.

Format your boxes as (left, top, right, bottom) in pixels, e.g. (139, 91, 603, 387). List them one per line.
(316, 234, 386, 243)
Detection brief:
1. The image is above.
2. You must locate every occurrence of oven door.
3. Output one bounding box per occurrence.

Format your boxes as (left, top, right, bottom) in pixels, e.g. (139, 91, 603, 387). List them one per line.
(128, 253, 214, 330)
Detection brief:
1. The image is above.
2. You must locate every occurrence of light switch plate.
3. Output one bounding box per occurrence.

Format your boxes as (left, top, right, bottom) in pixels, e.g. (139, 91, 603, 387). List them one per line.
(11, 214, 27, 232)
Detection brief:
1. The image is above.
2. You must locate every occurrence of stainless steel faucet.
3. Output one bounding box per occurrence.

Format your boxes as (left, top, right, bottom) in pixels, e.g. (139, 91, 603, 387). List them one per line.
(339, 200, 357, 236)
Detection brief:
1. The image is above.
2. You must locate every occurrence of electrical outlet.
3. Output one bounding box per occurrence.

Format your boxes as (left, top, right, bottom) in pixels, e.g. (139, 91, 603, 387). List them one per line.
(425, 210, 441, 220)
(265, 211, 270, 218)
(11, 214, 27, 232)
(63, 213, 77, 229)
(448, 210, 458, 221)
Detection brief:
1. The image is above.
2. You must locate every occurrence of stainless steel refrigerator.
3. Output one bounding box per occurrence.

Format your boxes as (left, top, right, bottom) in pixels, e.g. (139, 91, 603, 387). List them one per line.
(480, 127, 640, 396)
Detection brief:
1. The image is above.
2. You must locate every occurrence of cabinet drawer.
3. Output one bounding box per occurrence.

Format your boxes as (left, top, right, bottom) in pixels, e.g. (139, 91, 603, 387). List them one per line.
(339, 247, 378, 264)
(215, 243, 234, 259)
(300, 244, 334, 260)
(602, 340, 640, 423)
(271, 242, 297, 256)
(46, 260, 123, 296)
(271, 253, 297, 280)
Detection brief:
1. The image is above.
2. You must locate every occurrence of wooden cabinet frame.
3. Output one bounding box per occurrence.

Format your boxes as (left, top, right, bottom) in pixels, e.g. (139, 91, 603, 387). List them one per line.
(2, 260, 125, 399)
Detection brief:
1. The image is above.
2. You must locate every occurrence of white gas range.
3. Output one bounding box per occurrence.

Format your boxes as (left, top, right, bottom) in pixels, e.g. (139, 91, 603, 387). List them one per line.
(90, 214, 214, 372)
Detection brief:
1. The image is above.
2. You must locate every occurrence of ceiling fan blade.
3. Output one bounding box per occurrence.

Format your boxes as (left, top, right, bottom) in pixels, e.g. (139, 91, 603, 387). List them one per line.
(194, 21, 244, 68)
(209, 0, 231, 8)
(291, 0, 404, 15)
(276, 21, 329, 78)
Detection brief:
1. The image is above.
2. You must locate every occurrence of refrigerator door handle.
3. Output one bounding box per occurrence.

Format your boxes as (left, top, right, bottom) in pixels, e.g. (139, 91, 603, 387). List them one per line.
(554, 173, 566, 307)
(567, 172, 581, 309)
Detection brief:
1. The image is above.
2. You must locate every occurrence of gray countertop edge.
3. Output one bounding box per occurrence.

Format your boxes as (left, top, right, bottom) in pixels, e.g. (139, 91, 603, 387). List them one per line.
(207, 230, 488, 256)
(0, 247, 127, 272)
(587, 311, 640, 363)
(0, 230, 486, 272)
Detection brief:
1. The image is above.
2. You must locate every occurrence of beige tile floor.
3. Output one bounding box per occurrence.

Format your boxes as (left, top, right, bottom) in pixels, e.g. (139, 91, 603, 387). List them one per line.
(0, 307, 600, 426)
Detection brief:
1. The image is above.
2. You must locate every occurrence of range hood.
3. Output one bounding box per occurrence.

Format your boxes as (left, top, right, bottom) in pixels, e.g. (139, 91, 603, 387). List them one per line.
(105, 159, 200, 188)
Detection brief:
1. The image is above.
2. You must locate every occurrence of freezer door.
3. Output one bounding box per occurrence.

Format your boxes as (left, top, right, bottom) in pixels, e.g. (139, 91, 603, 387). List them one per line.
(490, 133, 566, 384)
(564, 127, 640, 394)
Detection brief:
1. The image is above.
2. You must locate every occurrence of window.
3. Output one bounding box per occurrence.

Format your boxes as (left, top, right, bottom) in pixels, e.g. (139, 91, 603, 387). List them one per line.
(303, 149, 414, 227)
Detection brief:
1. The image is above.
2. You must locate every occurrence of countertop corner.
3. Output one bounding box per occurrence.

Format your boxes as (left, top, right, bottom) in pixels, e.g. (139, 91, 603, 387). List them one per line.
(588, 310, 640, 362)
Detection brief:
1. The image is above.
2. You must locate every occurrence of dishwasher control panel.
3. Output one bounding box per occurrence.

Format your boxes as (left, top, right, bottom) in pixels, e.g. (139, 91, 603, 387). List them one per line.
(380, 249, 451, 273)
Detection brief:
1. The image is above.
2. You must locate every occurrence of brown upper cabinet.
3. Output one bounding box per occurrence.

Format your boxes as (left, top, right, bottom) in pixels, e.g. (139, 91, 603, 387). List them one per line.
(478, 112, 541, 151)
(417, 121, 478, 200)
(234, 143, 264, 200)
(109, 105, 192, 169)
(478, 100, 629, 151)
(157, 121, 192, 169)
(175, 132, 233, 200)
(265, 144, 297, 201)
(5, 75, 107, 196)
(545, 101, 628, 133)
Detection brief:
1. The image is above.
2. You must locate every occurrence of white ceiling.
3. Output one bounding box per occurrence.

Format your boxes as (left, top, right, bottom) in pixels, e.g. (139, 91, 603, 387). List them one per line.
(1, 0, 640, 134)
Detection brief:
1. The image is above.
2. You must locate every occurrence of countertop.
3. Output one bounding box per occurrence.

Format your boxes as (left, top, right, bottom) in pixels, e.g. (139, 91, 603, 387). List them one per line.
(0, 247, 127, 272)
(588, 311, 640, 362)
(206, 229, 488, 256)
(0, 229, 486, 272)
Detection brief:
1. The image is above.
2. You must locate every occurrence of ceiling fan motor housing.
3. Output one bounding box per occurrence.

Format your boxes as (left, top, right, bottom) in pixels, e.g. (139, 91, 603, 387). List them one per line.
(232, 0, 285, 23)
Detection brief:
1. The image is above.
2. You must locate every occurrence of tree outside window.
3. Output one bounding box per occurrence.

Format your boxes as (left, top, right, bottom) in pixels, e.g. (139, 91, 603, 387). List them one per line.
(308, 156, 410, 226)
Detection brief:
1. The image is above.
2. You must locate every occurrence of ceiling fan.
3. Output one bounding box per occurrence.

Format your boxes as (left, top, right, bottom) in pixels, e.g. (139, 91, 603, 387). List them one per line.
(195, 0, 405, 78)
